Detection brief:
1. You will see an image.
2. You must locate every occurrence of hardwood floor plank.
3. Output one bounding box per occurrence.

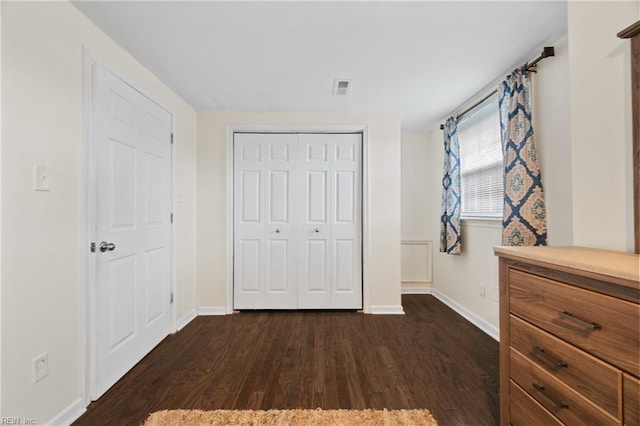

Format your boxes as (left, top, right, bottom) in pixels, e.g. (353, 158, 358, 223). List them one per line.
(74, 295, 499, 426)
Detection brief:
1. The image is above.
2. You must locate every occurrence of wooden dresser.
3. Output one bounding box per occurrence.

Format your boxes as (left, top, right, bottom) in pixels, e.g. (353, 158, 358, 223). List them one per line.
(495, 246, 640, 425)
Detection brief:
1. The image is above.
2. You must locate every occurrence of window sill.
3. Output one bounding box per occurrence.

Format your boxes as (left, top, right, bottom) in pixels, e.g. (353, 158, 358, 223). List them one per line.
(461, 217, 502, 229)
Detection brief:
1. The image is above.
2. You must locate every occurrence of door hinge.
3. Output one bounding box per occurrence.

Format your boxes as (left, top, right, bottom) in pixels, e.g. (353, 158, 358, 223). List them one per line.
(90, 242, 96, 253)
(170, 292, 174, 304)
(171, 133, 174, 144)
(170, 213, 174, 224)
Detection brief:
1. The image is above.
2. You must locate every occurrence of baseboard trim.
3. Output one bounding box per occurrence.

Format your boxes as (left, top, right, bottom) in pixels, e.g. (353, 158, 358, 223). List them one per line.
(47, 397, 85, 426)
(197, 306, 227, 316)
(431, 289, 499, 341)
(176, 308, 197, 331)
(401, 286, 432, 295)
(369, 305, 405, 315)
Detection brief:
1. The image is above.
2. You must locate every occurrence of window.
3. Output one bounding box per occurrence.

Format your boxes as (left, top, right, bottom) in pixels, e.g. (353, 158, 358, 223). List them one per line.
(457, 94, 503, 218)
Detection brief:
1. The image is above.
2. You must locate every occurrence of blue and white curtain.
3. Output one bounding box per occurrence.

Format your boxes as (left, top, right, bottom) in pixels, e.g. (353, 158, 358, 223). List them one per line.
(440, 117, 461, 255)
(498, 67, 547, 246)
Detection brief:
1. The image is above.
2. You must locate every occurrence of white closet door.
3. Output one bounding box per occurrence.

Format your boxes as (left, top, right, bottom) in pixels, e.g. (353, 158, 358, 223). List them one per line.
(233, 133, 298, 309)
(233, 132, 362, 310)
(298, 134, 362, 309)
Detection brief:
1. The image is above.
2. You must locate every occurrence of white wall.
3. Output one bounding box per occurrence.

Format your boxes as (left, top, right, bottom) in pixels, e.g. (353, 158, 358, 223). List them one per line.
(425, 125, 502, 337)
(196, 112, 402, 313)
(401, 132, 431, 240)
(568, 1, 637, 252)
(412, 2, 639, 337)
(415, 33, 573, 337)
(1, 2, 197, 423)
(401, 132, 432, 293)
(175, 116, 198, 321)
(533, 35, 573, 247)
(0, 0, 3, 415)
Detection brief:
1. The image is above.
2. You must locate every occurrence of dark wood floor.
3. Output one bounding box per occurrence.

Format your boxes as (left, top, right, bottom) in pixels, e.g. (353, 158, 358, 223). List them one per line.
(74, 295, 499, 426)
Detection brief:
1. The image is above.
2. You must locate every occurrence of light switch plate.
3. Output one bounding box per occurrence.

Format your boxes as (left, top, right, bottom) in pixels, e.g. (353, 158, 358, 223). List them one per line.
(34, 164, 51, 191)
(32, 352, 49, 383)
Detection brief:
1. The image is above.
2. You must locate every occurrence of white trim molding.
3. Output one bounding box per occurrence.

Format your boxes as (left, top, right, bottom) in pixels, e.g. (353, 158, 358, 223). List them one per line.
(369, 305, 405, 315)
(46, 397, 86, 426)
(432, 289, 499, 341)
(460, 218, 502, 229)
(176, 309, 197, 331)
(401, 285, 432, 295)
(401, 240, 432, 284)
(197, 306, 227, 316)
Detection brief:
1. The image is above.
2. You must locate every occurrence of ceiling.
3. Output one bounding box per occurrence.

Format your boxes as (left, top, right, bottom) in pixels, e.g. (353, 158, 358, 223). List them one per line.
(73, 1, 568, 132)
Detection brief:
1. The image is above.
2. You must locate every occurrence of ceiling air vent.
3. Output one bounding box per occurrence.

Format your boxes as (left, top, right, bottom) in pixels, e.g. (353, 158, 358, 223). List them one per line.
(333, 79, 351, 96)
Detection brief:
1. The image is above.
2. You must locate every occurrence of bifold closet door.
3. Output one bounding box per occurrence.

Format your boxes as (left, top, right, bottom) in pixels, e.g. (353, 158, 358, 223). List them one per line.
(297, 133, 362, 309)
(233, 133, 299, 309)
(233, 132, 362, 310)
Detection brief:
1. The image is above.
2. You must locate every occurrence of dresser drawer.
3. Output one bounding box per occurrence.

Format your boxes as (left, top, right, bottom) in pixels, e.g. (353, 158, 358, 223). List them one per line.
(510, 315, 620, 417)
(624, 374, 640, 426)
(509, 268, 640, 376)
(510, 380, 562, 426)
(510, 348, 618, 425)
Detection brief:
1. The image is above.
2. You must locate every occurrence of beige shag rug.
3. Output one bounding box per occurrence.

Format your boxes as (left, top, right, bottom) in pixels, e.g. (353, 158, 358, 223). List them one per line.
(144, 408, 437, 426)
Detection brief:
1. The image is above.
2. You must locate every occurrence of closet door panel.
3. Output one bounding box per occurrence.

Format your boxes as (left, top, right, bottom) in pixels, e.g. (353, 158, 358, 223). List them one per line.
(234, 133, 298, 309)
(298, 136, 332, 308)
(298, 133, 362, 309)
(330, 135, 362, 309)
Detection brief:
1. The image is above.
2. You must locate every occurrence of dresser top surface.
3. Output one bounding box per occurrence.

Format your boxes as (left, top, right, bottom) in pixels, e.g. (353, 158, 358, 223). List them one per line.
(494, 246, 640, 283)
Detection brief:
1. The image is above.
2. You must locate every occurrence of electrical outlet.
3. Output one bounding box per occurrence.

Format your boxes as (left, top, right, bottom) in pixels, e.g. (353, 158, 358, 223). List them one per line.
(32, 353, 48, 383)
(479, 282, 486, 297)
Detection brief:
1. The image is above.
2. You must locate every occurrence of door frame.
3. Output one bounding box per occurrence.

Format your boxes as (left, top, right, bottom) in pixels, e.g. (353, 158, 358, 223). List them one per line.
(225, 125, 370, 313)
(81, 49, 176, 404)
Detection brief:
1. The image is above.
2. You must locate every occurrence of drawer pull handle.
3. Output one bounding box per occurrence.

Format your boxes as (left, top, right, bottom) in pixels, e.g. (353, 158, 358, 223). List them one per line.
(559, 311, 601, 330)
(533, 382, 569, 409)
(532, 346, 567, 368)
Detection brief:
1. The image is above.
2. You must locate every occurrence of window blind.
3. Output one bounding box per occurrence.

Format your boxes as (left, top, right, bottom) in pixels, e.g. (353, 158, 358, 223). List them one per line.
(457, 94, 504, 218)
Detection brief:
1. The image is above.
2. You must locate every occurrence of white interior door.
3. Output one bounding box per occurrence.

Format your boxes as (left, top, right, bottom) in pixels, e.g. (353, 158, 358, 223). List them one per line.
(92, 64, 172, 398)
(233, 133, 361, 310)
(234, 133, 299, 309)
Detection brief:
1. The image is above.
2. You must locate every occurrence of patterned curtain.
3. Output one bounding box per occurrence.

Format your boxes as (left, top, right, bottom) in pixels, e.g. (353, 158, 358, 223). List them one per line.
(439, 117, 461, 255)
(498, 67, 547, 246)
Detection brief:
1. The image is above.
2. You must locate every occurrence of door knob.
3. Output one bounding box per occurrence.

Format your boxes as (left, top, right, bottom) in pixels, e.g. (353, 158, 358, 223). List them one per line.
(275, 229, 280, 233)
(314, 228, 320, 233)
(99, 241, 116, 252)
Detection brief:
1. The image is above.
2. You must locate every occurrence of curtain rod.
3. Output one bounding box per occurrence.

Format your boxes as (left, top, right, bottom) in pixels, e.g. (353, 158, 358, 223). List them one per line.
(439, 46, 555, 130)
